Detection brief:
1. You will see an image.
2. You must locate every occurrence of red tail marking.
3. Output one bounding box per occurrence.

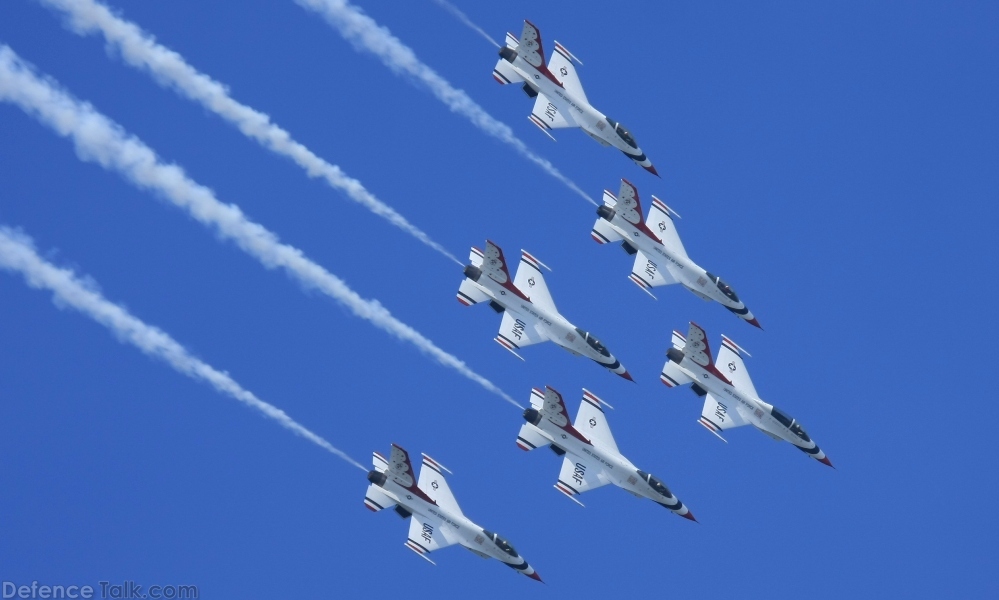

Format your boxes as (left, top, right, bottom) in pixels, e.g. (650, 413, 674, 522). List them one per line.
(485, 240, 531, 301)
(620, 178, 662, 243)
(523, 20, 563, 88)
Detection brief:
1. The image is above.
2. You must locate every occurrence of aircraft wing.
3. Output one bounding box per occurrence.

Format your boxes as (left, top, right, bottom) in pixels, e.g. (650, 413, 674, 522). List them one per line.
(554, 452, 612, 504)
(629, 250, 680, 296)
(417, 454, 463, 517)
(572, 390, 618, 454)
(529, 91, 578, 134)
(646, 196, 687, 258)
(495, 311, 548, 357)
(548, 41, 587, 102)
(699, 392, 751, 441)
(715, 336, 757, 397)
(513, 250, 556, 312)
(405, 512, 460, 563)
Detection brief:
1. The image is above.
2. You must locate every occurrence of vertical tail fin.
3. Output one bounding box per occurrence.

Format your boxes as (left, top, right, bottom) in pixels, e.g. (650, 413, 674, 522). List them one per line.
(683, 323, 731, 384)
(615, 179, 662, 241)
(518, 20, 562, 86)
(387, 444, 436, 504)
(539, 386, 590, 444)
(481, 240, 531, 301)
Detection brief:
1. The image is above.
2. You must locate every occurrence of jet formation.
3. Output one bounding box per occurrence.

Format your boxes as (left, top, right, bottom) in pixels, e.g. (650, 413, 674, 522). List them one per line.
(361, 17, 832, 581)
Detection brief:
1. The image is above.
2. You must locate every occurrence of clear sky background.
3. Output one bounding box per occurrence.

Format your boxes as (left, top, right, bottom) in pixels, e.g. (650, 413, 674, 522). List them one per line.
(1, 1, 997, 597)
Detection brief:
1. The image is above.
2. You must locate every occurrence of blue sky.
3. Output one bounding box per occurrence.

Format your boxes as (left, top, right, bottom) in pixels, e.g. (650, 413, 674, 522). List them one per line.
(0, 0, 997, 597)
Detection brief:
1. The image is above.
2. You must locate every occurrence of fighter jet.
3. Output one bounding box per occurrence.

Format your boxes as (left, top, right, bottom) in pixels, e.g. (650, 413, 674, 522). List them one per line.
(492, 20, 659, 176)
(516, 386, 696, 521)
(365, 444, 542, 580)
(592, 179, 761, 328)
(457, 240, 632, 380)
(661, 322, 832, 467)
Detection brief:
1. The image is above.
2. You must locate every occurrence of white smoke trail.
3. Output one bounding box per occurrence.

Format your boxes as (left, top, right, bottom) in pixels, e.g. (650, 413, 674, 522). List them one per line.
(295, 0, 597, 206)
(0, 45, 523, 410)
(0, 226, 367, 471)
(37, 0, 461, 265)
(430, 0, 498, 48)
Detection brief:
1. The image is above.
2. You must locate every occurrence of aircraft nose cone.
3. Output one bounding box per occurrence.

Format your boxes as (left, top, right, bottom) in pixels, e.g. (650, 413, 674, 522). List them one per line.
(526, 571, 543, 583)
(619, 369, 635, 382)
(818, 456, 835, 468)
(746, 316, 763, 329)
(680, 510, 698, 523)
(643, 164, 660, 177)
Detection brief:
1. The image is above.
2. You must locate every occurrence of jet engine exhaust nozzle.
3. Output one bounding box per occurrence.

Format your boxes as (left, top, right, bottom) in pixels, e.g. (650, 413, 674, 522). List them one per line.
(367, 470, 387, 486)
(596, 205, 616, 221)
(666, 347, 685, 364)
(523, 408, 542, 425)
(463, 265, 482, 282)
(499, 46, 518, 63)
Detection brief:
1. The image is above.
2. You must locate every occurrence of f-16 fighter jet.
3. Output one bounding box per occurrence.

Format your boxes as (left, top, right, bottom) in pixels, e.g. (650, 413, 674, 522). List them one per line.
(516, 386, 696, 521)
(661, 323, 832, 467)
(365, 444, 542, 580)
(592, 179, 761, 329)
(493, 20, 659, 176)
(457, 240, 632, 381)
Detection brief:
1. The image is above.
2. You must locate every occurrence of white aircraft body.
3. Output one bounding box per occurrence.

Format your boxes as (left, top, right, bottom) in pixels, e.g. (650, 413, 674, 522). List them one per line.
(493, 20, 659, 176)
(517, 386, 696, 521)
(592, 179, 761, 328)
(661, 322, 832, 467)
(457, 240, 633, 380)
(364, 444, 542, 581)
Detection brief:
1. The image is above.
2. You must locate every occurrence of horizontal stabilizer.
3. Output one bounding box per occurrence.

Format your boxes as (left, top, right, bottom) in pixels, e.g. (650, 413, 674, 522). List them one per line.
(457, 278, 489, 306)
(671, 330, 686, 350)
(492, 58, 523, 86)
(372, 450, 389, 472)
(517, 422, 551, 452)
(364, 484, 397, 513)
(660, 360, 693, 388)
(591, 218, 623, 245)
(469, 246, 484, 267)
